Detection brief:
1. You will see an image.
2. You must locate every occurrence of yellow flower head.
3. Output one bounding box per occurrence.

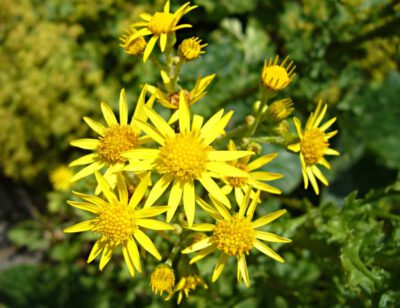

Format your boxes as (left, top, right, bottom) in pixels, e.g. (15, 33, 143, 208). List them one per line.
(182, 189, 291, 287)
(221, 141, 283, 206)
(179, 37, 207, 61)
(69, 87, 154, 187)
(150, 264, 175, 296)
(148, 73, 215, 123)
(49, 165, 73, 191)
(287, 100, 340, 195)
(131, 1, 197, 62)
(261, 55, 296, 92)
(64, 172, 173, 277)
(167, 274, 207, 304)
(123, 92, 253, 227)
(265, 98, 294, 122)
(119, 27, 147, 56)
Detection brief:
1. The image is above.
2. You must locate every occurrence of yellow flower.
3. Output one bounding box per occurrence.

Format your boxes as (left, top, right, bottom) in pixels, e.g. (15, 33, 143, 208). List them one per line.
(148, 73, 215, 123)
(131, 1, 197, 62)
(261, 55, 296, 92)
(179, 37, 207, 61)
(64, 171, 173, 277)
(49, 165, 73, 191)
(119, 26, 147, 56)
(123, 92, 253, 226)
(182, 190, 291, 287)
(265, 98, 294, 122)
(166, 274, 207, 304)
(69, 87, 154, 187)
(150, 264, 176, 296)
(287, 100, 340, 195)
(221, 141, 283, 205)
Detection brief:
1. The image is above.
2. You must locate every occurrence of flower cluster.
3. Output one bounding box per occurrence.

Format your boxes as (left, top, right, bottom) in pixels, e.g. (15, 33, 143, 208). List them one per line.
(65, 0, 340, 304)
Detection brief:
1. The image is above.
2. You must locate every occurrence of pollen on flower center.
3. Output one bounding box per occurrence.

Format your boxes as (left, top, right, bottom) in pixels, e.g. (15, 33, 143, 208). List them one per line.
(301, 128, 329, 165)
(93, 203, 136, 245)
(148, 12, 174, 35)
(97, 125, 139, 166)
(213, 214, 255, 256)
(262, 65, 290, 90)
(226, 162, 248, 187)
(157, 132, 210, 182)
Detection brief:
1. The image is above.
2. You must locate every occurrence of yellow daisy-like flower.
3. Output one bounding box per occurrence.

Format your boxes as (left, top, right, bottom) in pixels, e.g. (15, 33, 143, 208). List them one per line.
(148, 73, 215, 123)
(221, 141, 283, 206)
(182, 190, 291, 287)
(166, 273, 207, 304)
(261, 55, 296, 92)
(119, 26, 147, 56)
(123, 92, 253, 226)
(69, 87, 154, 186)
(179, 37, 207, 61)
(150, 264, 176, 296)
(131, 0, 197, 62)
(287, 100, 340, 195)
(265, 98, 294, 122)
(64, 171, 173, 277)
(49, 165, 73, 191)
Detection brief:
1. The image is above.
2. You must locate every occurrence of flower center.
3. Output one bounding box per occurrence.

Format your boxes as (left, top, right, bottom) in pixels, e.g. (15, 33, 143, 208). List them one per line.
(169, 90, 191, 108)
(94, 203, 136, 245)
(262, 65, 290, 90)
(157, 132, 210, 182)
(301, 128, 329, 165)
(226, 162, 248, 188)
(150, 265, 175, 295)
(179, 37, 203, 61)
(97, 125, 139, 166)
(213, 214, 255, 256)
(148, 12, 174, 35)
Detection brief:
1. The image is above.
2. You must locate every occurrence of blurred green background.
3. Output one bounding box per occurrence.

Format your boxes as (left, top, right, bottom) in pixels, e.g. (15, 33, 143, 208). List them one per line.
(1, 0, 400, 307)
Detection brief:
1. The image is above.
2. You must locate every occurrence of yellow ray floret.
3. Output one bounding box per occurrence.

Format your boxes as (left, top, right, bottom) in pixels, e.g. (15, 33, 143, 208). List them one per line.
(261, 55, 296, 92)
(181, 189, 291, 287)
(123, 92, 253, 227)
(64, 171, 173, 277)
(69, 87, 155, 187)
(129, 0, 197, 62)
(287, 100, 340, 195)
(221, 140, 283, 205)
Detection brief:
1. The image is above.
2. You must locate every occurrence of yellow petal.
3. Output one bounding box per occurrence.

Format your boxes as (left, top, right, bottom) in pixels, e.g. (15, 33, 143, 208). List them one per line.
(254, 240, 284, 263)
(143, 106, 175, 138)
(67, 200, 100, 214)
(238, 255, 250, 287)
(293, 117, 303, 138)
(139, 13, 152, 21)
(116, 173, 128, 205)
(207, 151, 253, 161)
(159, 33, 167, 52)
(164, 0, 170, 12)
(206, 162, 249, 178)
(94, 171, 117, 203)
(129, 172, 150, 208)
(99, 244, 113, 271)
(123, 149, 159, 160)
(119, 88, 128, 125)
(324, 148, 340, 156)
(251, 171, 283, 181)
(311, 165, 329, 186)
(196, 197, 223, 221)
(247, 153, 278, 171)
(186, 223, 215, 232)
(320, 117, 336, 131)
(212, 253, 228, 282)
(64, 220, 94, 233)
(183, 181, 195, 227)
(191, 114, 204, 132)
(143, 35, 158, 63)
(70, 138, 99, 150)
(101, 102, 118, 126)
(72, 191, 107, 207)
(122, 242, 135, 277)
(182, 236, 213, 254)
(144, 174, 172, 208)
(83, 117, 106, 136)
(200, 109, 224, 136)
(69, 153, 96, 167)
(287, 143, 301, 153)
(127, 238, 142, 272)
(137, 219, 174, 230)
(306, 167, 319, 195)
(235, 188, 245, 210)
(202, 111, 233, 145)
(255, 230, 292, 243)
(198, 174, 230, 208)
(189, 245, 216, 264)
(136, 206, 169, 218)
(135, 120, 165, 145)
(252, 209, 287, 229)
(70, 162, 103, 182)
(134, 229, 161, 260)
(167, 180, 183, 222)
(248, 179, 281, 195)
(245, 189, 260, 219)
(87, 240, 104, 263)
(179, 91, 190, 133)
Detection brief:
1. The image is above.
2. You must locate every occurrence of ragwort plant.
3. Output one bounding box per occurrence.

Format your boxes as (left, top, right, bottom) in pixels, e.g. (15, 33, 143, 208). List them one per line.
(65, 1, 340, 304)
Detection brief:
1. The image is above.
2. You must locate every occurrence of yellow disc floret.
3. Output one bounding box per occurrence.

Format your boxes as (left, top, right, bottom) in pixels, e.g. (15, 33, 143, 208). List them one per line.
(148, 12, 174, 35)
(157, 132, 210, 182)
(93, 203, 136, 245)
(151, 264, 176, 296)
(226, 162, 248, 188)
(97, 125, 139, 166)
(213, 214, 255, 256)
(301, 128, 329, 165)
(179, 37, 207, 61)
